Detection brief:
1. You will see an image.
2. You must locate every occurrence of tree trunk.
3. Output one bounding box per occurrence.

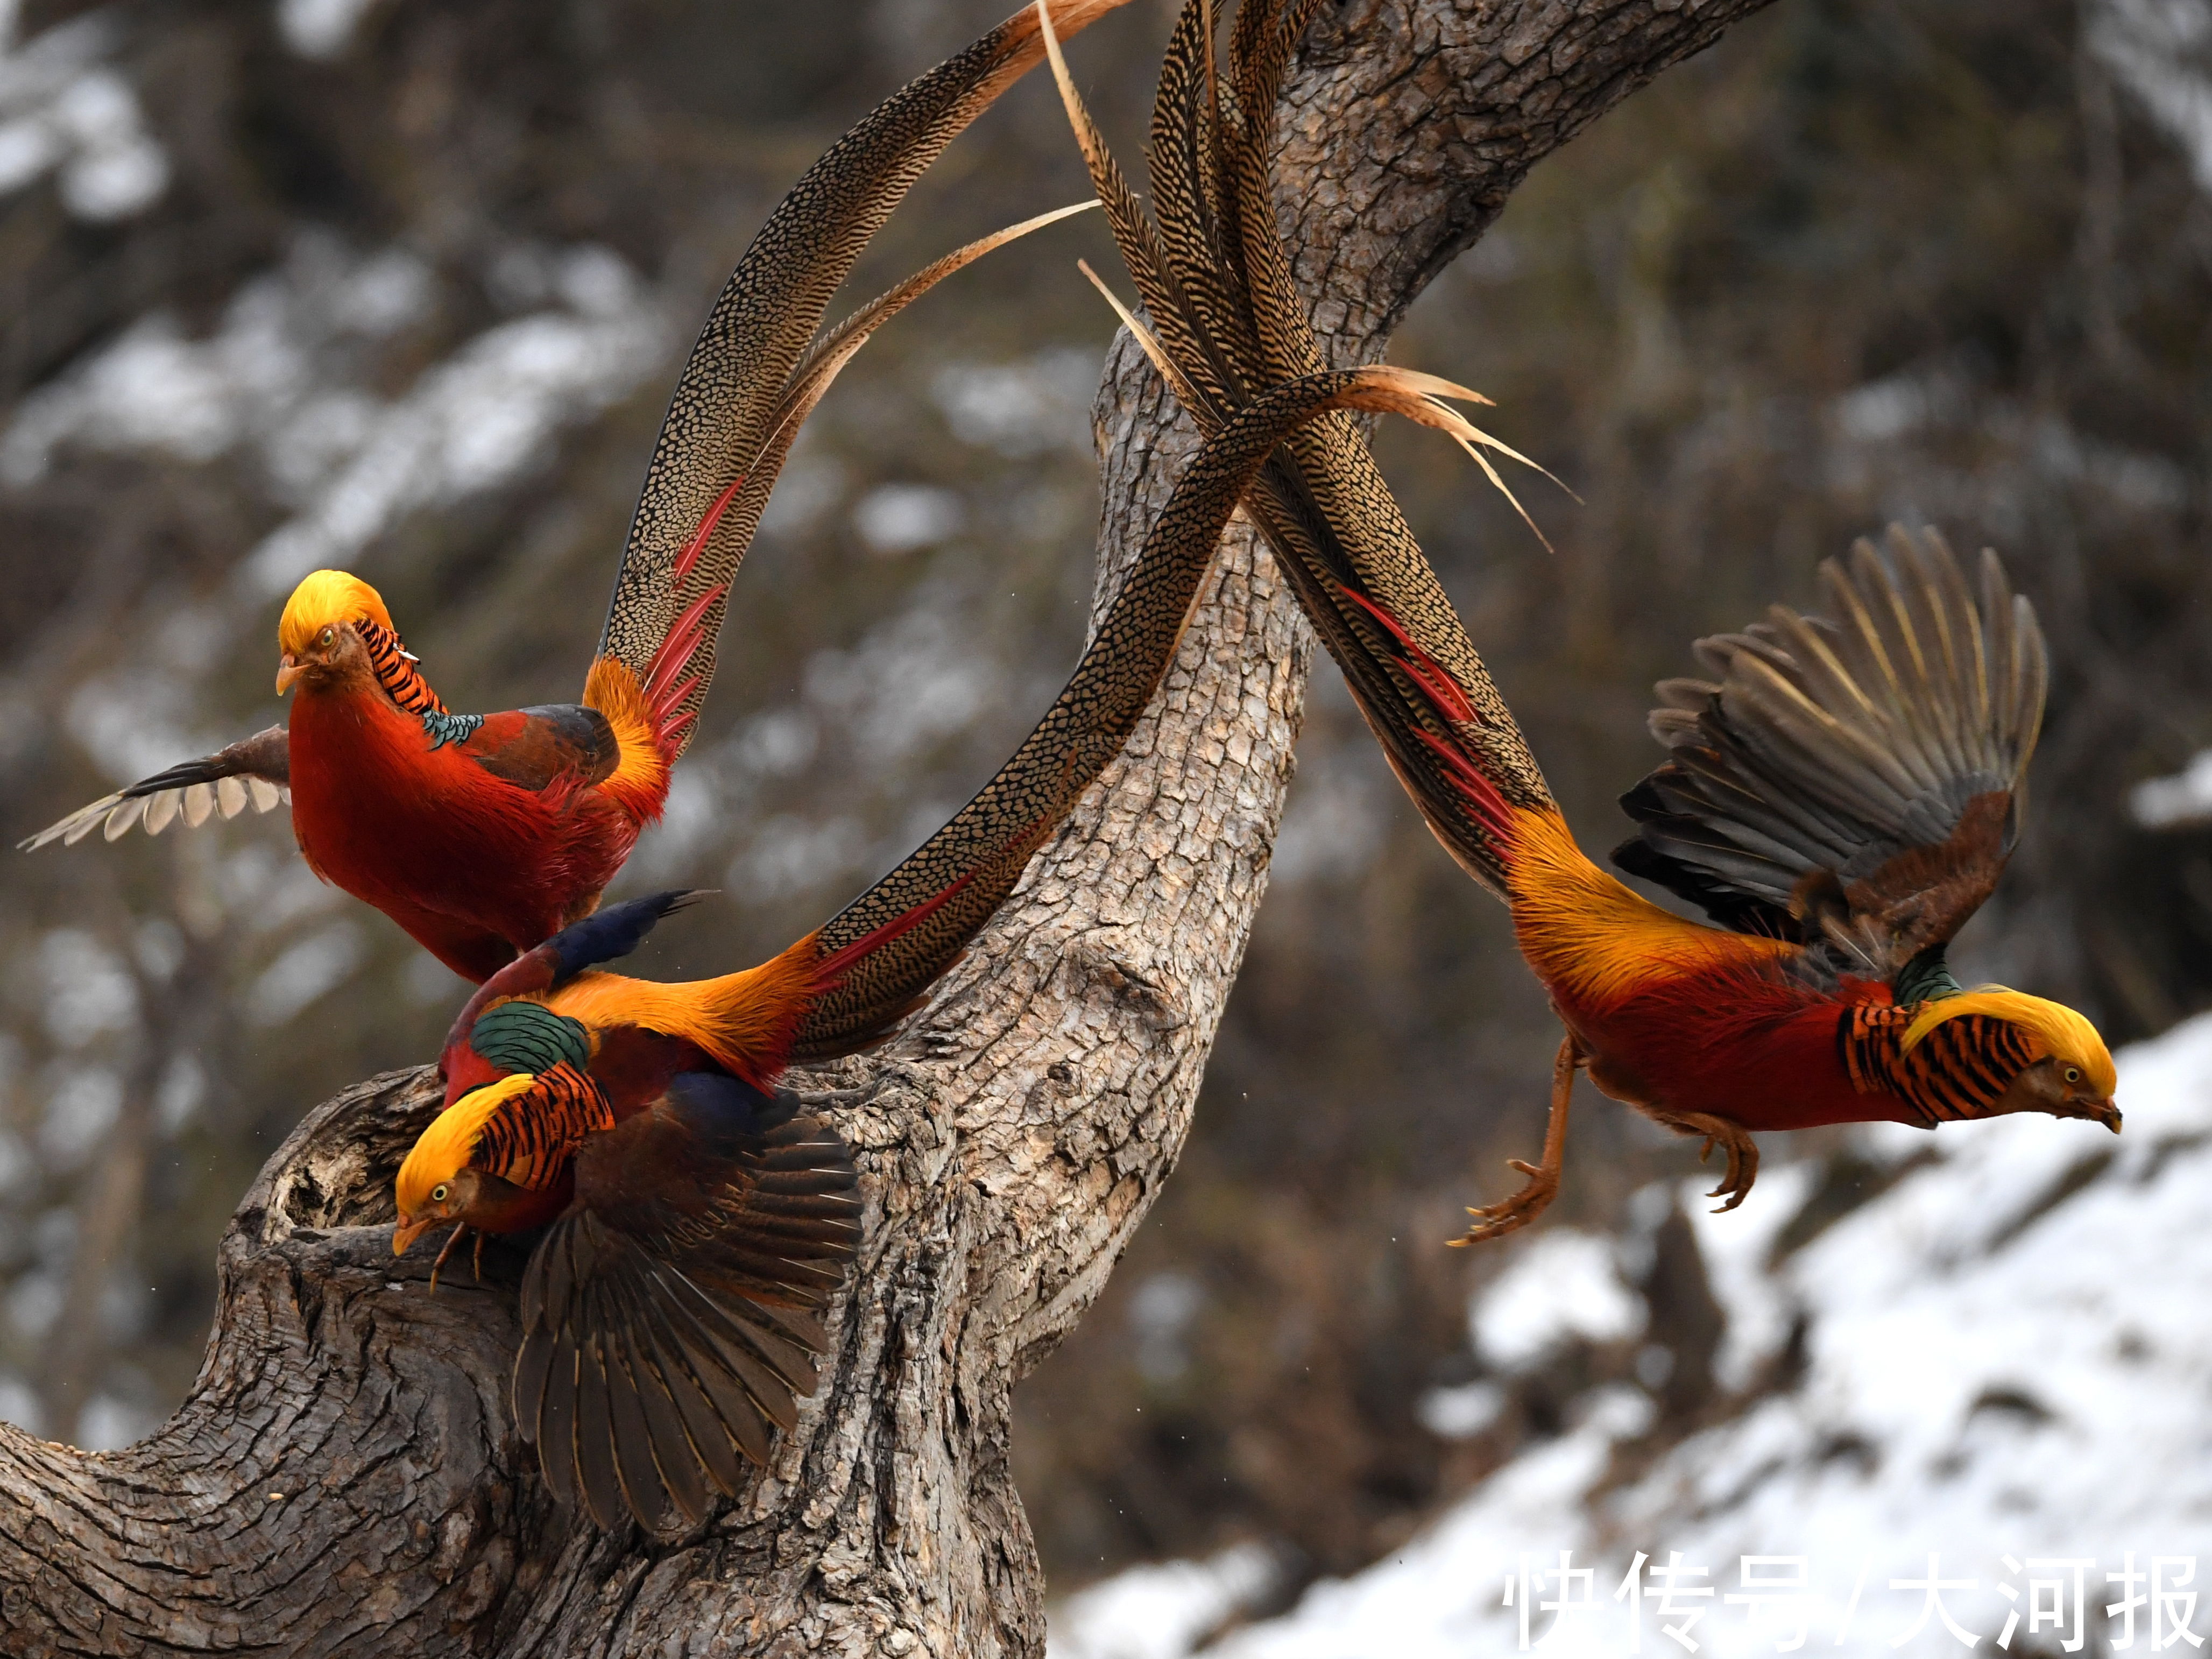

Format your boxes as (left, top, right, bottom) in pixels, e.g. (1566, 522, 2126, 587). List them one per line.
(0, 2, 1775, 1651)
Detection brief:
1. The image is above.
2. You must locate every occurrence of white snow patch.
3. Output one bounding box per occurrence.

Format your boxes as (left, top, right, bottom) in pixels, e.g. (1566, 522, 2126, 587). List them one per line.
(277, 0, 384, 60)
(1062, 1015, 2212, 1658)
(0, 1370, 40, 1436)
(1051, 1544, 1281, 1659)
(2094, 0, 2212, 192)
(1417, 1380, 1507, 1440)
(0, 11, 168, 223)
(1270, 751, 1385, 884)
(73, 1393, 153, 1452)
(38, 1063, 121, 1168)
(1129, 1269, 1205, 1385)
(244, 248, 665, 591)
(802, 603, 999, 770)
(853, 482, 965, 554)
(247, 922, 363, 1025)
(727, 813, 865, 901)
(932, 346, 1099, 459)
(0, 233, 666, 598)
(38, 929, 137, 1048)
(1473, 1229, 1646, 1371)
(2133, 748, 2212, 829)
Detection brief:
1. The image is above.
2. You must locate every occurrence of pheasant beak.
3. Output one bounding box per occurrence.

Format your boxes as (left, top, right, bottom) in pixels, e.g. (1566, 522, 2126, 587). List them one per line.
(275, 654, 302, 695)
(392, 1215, 432, 1256)
(2090, 1098, 2122, 1134)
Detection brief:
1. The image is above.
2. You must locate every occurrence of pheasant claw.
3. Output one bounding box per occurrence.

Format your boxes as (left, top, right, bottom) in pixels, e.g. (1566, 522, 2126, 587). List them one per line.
(1654, 1111, 1759, 1214)
(1452, 1034, 1580, 1248)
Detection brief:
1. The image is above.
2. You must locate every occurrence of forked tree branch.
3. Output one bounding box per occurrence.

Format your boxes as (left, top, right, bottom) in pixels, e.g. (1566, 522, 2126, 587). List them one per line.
(0, 2, 1775, 1653)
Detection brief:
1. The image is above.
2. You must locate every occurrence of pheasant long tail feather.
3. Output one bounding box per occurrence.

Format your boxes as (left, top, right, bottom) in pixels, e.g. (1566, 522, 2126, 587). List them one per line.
(1047, 0, 1561, 893)
(595, 0, 1141, 758)
(1038, 2, 1247, 426)
(789, 363, 1484, 1058)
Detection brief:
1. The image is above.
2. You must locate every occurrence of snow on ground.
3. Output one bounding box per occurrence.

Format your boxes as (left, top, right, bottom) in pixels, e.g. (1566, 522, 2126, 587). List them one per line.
(1051, 1013, 2212, 1658)
(2134, 750, 2212, 830)
(1054, 1547, 1283, 1659)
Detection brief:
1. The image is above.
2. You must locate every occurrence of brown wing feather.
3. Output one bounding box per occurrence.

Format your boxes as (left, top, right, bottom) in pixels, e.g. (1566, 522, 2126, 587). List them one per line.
(513, 1079, 859, 1531)
(20, 724, 291, 850)
(593, 0, 1137, 758)
(1613, 525, 2048, 975)
(464, 705, 619, 791)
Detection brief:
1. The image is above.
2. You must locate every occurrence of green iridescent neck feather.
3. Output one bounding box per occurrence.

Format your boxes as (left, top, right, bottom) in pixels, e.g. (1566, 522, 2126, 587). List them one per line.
(421, 708, 485, 750)
(1893, 944, 1966, 1008)
(470, 999, 592, 1075)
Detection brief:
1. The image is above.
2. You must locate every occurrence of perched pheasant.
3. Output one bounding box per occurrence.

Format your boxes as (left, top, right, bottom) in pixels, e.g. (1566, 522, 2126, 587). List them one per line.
(1048, 0, 2118, 1239)
(391, 358, 1506, 1529)
(393, 893, 867, 1531)
(20, 0, 1132, 982)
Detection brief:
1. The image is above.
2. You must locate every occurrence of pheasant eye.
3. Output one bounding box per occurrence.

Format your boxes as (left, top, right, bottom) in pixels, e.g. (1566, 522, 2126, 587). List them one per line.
(318, 626, 335, 647)
(430, 1183, 449, 1202)
(2063, 1067, 2081, 1085)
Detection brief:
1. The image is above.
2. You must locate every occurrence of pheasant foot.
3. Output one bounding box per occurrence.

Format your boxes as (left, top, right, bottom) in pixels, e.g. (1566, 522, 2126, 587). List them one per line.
(1651, 1111, 1759, 1212)
(427, 1223, 472, 1294)
(1453, 1033, 1580, 1247)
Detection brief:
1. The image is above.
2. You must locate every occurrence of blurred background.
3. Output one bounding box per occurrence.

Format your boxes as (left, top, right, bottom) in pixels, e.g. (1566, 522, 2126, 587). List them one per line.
(0, 0, 2207, 1643)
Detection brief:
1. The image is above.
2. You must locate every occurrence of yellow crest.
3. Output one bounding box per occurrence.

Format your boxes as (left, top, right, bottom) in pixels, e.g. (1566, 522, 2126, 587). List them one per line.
(1901, 987, 2117, 1097)
(279, 569, 395, 657)
(395, 1072, 537, 1216)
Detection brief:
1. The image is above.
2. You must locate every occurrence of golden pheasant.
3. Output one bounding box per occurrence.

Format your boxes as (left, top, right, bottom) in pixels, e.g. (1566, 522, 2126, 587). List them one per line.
(1046, 0, 2118, 1241)
(390, 357, 1508, 1528)
(20, 0, 1132, 983)
(1353, 531, 2117, 1239)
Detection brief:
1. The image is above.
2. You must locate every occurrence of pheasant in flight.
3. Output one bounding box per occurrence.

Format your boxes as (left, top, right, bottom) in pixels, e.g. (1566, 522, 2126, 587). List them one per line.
(1045, 0, 2118, 1240)
(1363, 529, 2118, 1239)
(20, 0, 1132, 983)
(390, 357, 1506, 1529)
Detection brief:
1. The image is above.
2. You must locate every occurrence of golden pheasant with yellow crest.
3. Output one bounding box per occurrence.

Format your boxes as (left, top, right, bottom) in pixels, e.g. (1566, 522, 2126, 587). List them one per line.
(22, 0, 1133, 982)
(387, 352, 1514, 1528)
(1042, 0, 2120, 1240)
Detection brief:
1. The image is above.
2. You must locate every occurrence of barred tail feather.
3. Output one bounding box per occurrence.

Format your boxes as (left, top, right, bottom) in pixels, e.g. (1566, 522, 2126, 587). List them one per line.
(593, 1, 1140, 762)
(790, 363, 1485, 1059)
(1040, 0, 1564, 897)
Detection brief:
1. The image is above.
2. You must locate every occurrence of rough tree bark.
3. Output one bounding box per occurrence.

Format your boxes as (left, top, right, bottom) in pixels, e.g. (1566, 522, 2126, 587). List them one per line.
(0, 2, 1776, 1652)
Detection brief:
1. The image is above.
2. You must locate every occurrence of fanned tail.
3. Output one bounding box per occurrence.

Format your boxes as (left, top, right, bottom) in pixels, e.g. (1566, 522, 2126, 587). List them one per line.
(1038, 0, 1566, 893)
(592, 0, 1139, 761)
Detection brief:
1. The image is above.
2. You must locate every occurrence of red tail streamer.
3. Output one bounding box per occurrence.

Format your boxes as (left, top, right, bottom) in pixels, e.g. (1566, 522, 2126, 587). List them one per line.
(672, 474, 748, 590)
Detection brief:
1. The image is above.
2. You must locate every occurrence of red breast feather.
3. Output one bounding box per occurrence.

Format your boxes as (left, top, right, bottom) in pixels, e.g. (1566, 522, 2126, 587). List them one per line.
(1575, 958, 1929, 1132)
(288, 686, 627, 969)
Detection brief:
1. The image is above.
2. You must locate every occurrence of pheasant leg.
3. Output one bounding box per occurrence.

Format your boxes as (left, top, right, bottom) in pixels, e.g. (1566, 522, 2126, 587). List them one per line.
(428, 1223, 471, 1294)
(1650, 1111, 1759, 1212)
(1453, 1033, 1580, 1247)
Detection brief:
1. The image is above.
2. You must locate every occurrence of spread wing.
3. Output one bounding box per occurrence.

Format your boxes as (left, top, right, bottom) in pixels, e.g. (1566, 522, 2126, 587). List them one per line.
(1038, 0, 1560, 899)
(20, 725, 291, 850)
(513, 1074, 860, 1531)
(787, 363, 1485, 1062)
(591, 0, 1135, 760)
(1611, 525, 2049, 978)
